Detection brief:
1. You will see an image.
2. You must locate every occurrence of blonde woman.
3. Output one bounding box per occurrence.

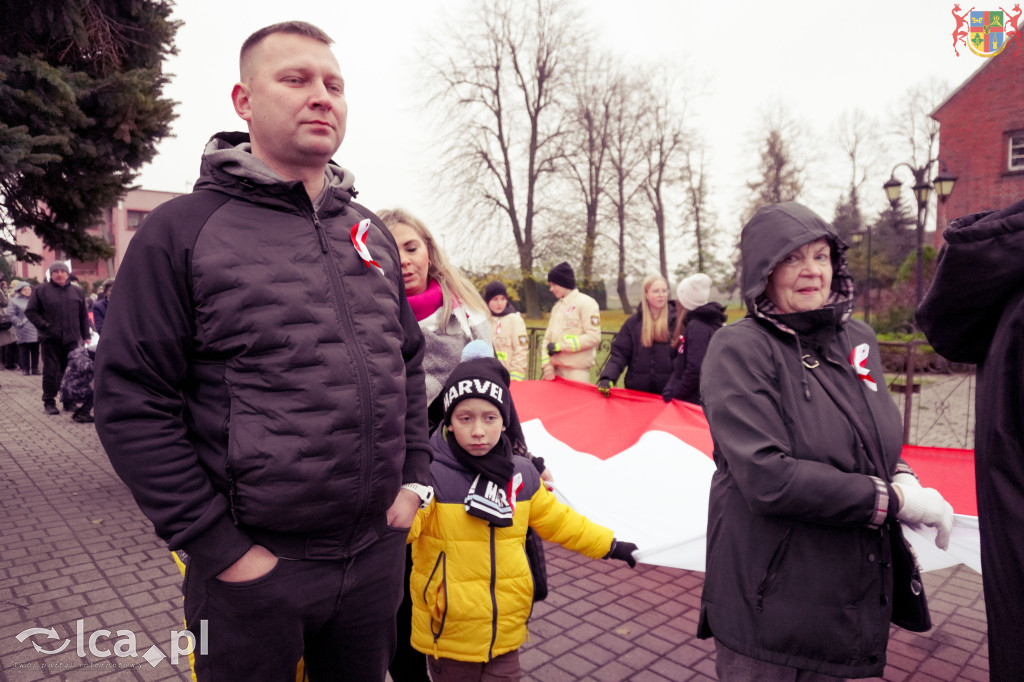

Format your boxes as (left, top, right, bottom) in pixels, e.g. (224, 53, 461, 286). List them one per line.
(378, 208, 491, 429)
(598, 274, 676, 396)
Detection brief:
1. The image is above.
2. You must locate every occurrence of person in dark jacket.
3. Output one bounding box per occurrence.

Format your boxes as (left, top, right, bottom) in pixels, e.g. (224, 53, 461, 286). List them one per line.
(91, 278, 114, 335)
(698, 202, 954, 679)
(661, 273, 726, 404)
(25, 262, 90, 417)
(598, 274, 675, 396)
(916, 197, 1024, 682)
(7, 281, 40, 375)
(93, 22, 431, 682)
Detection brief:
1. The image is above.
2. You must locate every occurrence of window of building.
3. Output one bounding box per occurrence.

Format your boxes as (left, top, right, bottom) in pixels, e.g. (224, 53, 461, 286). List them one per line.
(127, 210, 149, 230)
(1009, 132, 1024, 171)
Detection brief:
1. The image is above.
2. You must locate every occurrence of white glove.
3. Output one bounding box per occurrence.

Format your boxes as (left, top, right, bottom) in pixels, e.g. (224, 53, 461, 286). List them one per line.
(892, 472, 921, 489)
(894, 484, 954, 551)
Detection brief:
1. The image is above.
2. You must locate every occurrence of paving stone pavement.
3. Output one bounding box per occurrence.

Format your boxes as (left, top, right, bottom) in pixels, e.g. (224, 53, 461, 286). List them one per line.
(0, 369, 989, 681)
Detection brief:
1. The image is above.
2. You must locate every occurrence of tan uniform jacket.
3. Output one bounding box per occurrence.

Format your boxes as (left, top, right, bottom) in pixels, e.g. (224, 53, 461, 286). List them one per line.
(489, 311, 529, 381)
(542, 289, 601, 371)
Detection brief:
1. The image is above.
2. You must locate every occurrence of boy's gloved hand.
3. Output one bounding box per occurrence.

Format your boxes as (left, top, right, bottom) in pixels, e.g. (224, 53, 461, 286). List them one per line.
(895, 484, 955, 551)
(597, 379, 611, 397)
(546, 342, 562, 356)
(605, 540, 638, 568)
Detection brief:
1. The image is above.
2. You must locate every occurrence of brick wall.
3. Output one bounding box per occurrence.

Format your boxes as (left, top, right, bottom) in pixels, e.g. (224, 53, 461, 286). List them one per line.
(933, 46, 1024, 243)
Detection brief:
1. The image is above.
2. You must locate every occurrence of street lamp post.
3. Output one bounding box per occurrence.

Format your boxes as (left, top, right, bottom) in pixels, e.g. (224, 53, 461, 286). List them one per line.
(882, 161, 957, 311)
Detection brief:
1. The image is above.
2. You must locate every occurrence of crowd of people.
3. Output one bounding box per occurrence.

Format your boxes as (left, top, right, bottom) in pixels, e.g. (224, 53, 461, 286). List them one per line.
(1, 270, 113, 423)
(5, 15, 1006, 682)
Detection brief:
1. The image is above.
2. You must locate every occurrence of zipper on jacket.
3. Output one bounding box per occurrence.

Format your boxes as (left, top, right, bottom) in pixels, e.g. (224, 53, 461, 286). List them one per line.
(427, 551, 448, 643)
(311, 212, 329, 254)
(300, 196, 379, 548)
(756, 528, 793, 613)
(225, 467, 240, 525)
(488, 525, 498, 661)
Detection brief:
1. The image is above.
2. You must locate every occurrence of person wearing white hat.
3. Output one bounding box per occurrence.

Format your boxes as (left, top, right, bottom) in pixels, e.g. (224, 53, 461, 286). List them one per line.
(662, 274, 727, 403)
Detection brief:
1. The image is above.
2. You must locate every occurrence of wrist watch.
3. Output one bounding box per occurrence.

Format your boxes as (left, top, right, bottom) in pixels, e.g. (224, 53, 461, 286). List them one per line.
(401, 483, 434, 509)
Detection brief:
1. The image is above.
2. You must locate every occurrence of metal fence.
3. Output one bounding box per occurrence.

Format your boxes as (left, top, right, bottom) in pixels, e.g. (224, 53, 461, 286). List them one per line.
(523, 325, 616, 383)
(880, 341, 976, 449)
(520, 329, 976, 450)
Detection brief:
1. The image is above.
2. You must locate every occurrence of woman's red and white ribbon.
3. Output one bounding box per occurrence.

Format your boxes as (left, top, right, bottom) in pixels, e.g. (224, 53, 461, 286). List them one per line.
(350, 220, 384, 275)
(848, 343, 877, 392)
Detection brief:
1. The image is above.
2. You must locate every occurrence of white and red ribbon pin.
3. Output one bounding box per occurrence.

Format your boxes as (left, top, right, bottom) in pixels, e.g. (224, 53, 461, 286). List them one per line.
(507, 473, 524, 513)
(849, 343, 878, 392)
(350, 220, 384, 276)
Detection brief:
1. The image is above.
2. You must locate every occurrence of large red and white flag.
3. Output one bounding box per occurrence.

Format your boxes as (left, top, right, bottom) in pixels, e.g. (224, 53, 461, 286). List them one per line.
(510, 379, 980, 573)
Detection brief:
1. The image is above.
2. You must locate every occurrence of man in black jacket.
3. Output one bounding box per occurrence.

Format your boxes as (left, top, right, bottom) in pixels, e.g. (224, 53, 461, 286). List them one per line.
(25, 261, 90, 417)
(94, 21, 431, 682)
(917, 197, 1024, 682)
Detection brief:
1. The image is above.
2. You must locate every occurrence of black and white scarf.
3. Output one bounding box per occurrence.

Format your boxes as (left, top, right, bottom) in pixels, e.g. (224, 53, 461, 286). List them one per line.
(446, 431, 518, 527)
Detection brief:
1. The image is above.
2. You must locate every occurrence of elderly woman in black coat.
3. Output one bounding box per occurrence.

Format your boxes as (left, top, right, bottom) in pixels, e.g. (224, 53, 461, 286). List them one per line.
(698, 202, 954, 680)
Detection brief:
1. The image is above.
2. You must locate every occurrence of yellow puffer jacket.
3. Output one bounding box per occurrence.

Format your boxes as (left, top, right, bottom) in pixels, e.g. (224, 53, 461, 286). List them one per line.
(407, 431, 614, 662)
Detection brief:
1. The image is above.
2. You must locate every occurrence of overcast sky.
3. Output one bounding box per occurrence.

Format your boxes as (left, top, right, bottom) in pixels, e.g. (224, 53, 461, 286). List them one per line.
(138, 0, 990, 272)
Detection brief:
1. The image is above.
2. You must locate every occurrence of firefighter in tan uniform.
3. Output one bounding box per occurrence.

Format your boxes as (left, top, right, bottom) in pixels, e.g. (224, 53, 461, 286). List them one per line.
(541, 262, 601, 382)
(484, 281, 529, 381)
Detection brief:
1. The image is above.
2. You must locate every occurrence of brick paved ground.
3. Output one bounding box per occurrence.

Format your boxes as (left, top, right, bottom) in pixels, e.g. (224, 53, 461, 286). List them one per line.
(0, 369, 989, 681)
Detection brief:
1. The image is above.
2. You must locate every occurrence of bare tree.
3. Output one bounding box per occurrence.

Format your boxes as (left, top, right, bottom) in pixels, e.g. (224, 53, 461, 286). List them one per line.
(422, 0, 584, 317)
(558, 47, 617, 288)
(681, 141, 713, 273)
(886, 78, 949, 308)
(743, 104, 806, 224)
(831, 109, 879, 318)
(835, 109, 878, 203)
(604, 75, 650, 314)
(639, 74, 688, 281)
(887, 79, 948, 231)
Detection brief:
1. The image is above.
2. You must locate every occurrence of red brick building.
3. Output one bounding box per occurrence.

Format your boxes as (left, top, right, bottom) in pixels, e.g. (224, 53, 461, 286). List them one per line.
(932, 44, 1024, 245)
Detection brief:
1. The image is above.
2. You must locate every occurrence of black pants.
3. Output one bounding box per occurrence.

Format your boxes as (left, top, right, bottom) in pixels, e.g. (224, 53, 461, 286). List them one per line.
(1, 342, 17, 369)
(388, 545, 429, 681)
(40, 339, 76, 404)
(183, 529, 407, 682)
(19, 342, 39, 373)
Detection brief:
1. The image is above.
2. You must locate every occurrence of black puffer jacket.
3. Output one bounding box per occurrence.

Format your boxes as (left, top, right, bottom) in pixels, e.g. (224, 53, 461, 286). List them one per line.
(25, 280, 89, 344)
(95, 133, 430, 577)
(600, 306, 676, 394)
(698, 203, 906, 678)
(916, 197, 1024, 681)
(661, 303, 726, 404)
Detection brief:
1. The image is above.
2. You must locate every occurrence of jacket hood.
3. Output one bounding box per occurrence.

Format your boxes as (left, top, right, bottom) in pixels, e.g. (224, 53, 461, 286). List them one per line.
(194, 132, 356, 203)
(917, 197, 1024, 362)
(740, 202, 855, 322)
(684, 302, 727, 327)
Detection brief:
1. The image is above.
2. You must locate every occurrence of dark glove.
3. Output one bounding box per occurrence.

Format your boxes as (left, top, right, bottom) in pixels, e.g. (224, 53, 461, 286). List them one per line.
(597, 379, 611, 397)
(605, 539, 638, 568)
(546, 342, 561, 356)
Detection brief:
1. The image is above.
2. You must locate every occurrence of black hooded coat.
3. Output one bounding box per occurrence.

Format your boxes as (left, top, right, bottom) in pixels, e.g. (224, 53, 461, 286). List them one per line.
(916, 197, 1024, 681)
(697, 203, 908, 678)
(600, 305, 677, 395)
(661, 302, 727, 404)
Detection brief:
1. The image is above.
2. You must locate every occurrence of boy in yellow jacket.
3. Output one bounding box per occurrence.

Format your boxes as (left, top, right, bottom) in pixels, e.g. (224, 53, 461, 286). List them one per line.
(407, 342, 637, 680)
